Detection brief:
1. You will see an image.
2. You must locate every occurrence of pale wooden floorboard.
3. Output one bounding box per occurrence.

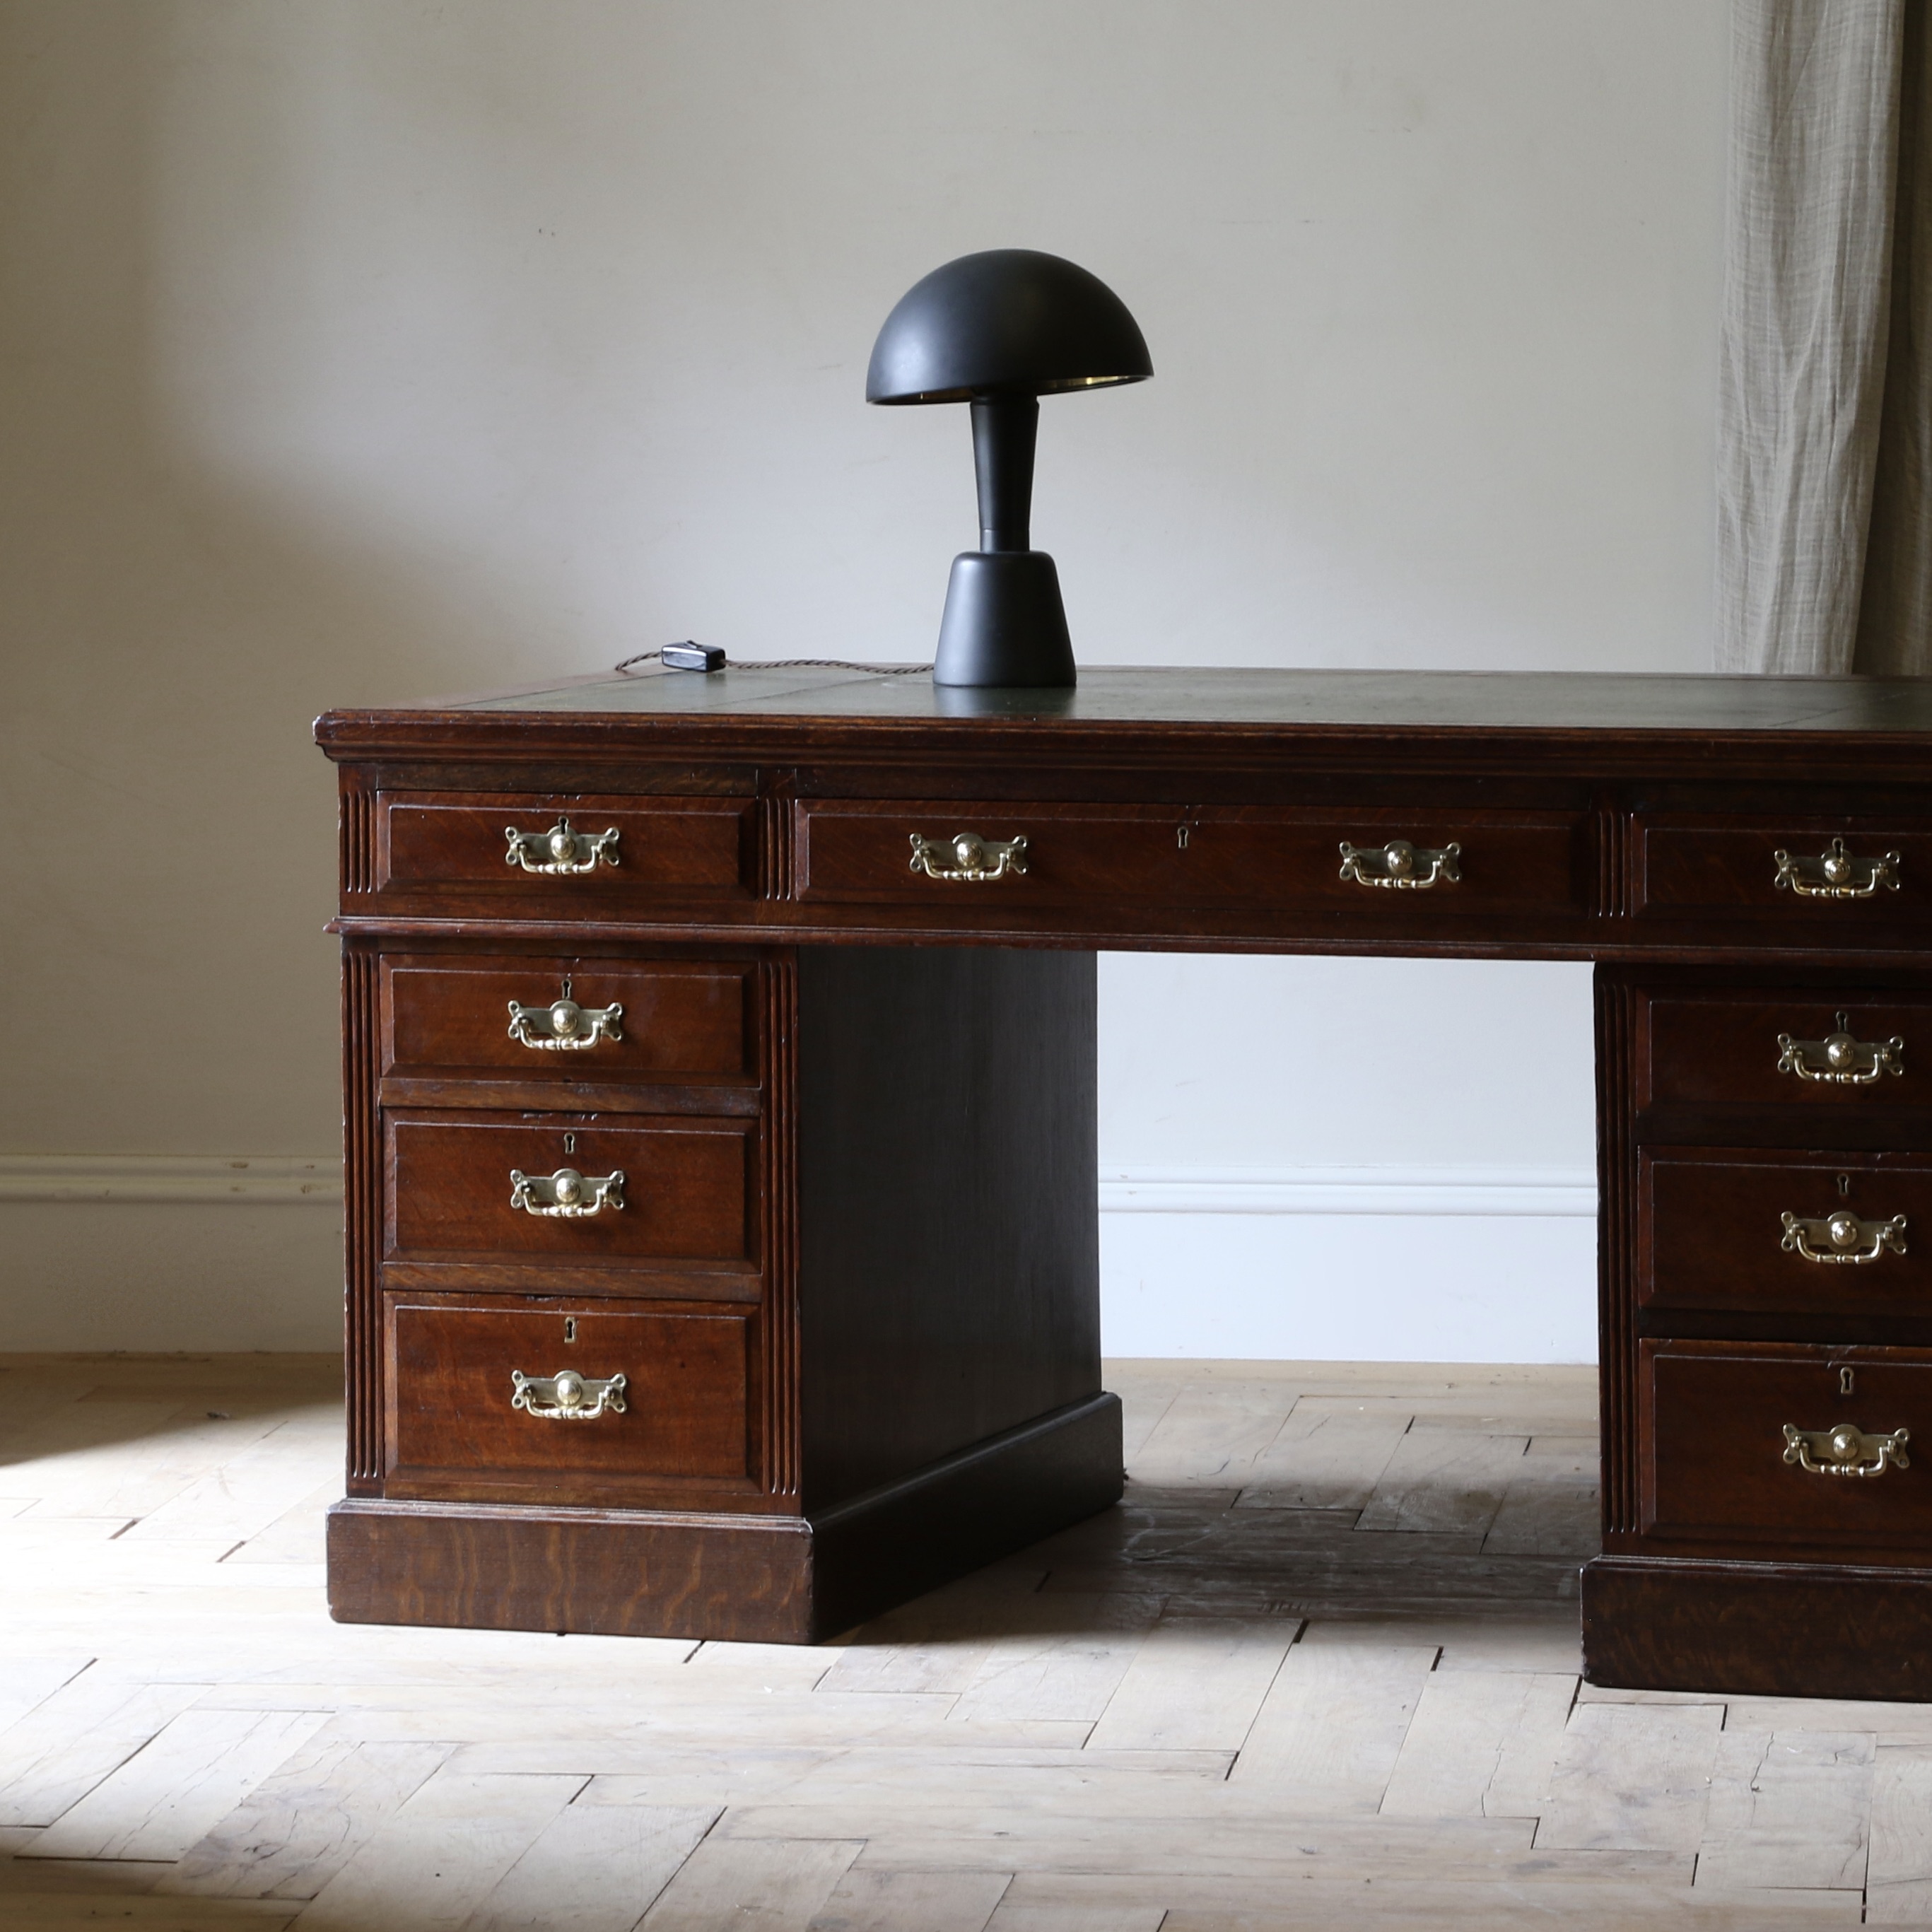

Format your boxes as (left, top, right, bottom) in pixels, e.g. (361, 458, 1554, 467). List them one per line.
(1308, 1609, 1582, 1675)
(1534, 1701, 1726, 1851)
(1354, 1428, 1528, 1538)
(1226, 1642, 1439, 1805)
(0, 1659, 97, 1740)
(1157, 1891, 1864, 1928)
(806, 1866, 1010, 1931)
(1692, 1727, 1871, 1893)
(1235, 1407, 1410, 1511)
(0, 1351, 1921, 1928)
(0, 1899, 300, 1928)
(786, 1807, 1686, 1885)
(945, 1593, 1160, 1727)
(289, 1770, 586, 1930)
(0, 1677, 213, 1830)
(982, 1899, 1166, 1931)
(1721, 1693, 1932, 1743)
(1376, 1668, 1575, 1818)
(1866, 1745, 1932, 1924)
(124, 1418, 344, 1549)
(580, 1747, 1236, 1817)
(1009, 1867, 1864, 1927)
(11, 1412, 288, 1524)
(221, 1483, 338, 1568)
(1083, 1617, 1294, 1752)
(0, 1397, 194, 1477)
(1481, 1438, 1599, 1557)
(813, 1628, 997, 1698)
(25, 1709, 332, 1862)
(156, 1737, 452, 1899)
(1127, 1383, 1297, 1490)
(635, 1835, 861, 1929)
(460, 1800, 719, 1931)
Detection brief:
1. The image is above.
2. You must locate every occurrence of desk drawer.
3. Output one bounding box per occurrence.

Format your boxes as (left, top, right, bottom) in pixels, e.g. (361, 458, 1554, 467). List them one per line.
(1641, 1147, 1932, 1319)
(1641, 1340, 1931, 1555)
(385, 1294, 756, 1503)
(1638, 816, 1932, 922)
(795, 801, 1583, 913)
(385, 1112, 757, 1270)
(375, 792, 754, 899)
(383, 956, 756, 1088)
(1638, 986, 1929, 1111)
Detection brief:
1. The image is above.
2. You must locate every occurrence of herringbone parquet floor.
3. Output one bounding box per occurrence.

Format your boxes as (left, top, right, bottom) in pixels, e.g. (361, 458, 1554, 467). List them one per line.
(0, 1353, 1926, 1928)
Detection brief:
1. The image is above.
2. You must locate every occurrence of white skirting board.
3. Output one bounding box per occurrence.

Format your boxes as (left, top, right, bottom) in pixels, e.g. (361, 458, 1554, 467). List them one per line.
(0, 1156, 346, 1352)
(0, 1157, 1598, 1359)
(1099, 1166, 1599, 1364)
(0, 1155, 344, 1205)
(1100, 1165, 1596, 1219)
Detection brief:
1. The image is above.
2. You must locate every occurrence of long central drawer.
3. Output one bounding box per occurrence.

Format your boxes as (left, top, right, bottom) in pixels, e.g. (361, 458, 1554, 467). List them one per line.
(795, 800, 1584, 913)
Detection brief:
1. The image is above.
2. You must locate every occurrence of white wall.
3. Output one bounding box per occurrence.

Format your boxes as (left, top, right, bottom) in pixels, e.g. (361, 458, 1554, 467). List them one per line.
(0, 1, 1729, 1356)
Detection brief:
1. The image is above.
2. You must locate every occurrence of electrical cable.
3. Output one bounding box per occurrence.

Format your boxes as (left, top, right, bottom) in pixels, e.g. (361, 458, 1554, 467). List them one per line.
(615, 648, 930, 677)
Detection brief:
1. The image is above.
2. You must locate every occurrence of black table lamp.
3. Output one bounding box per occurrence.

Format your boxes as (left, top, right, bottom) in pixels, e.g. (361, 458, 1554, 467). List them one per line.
(867, 250, 1152, 687)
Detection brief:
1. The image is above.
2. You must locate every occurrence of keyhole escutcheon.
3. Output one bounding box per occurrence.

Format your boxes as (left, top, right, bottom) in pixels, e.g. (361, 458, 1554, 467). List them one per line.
(564, 1316, 577, 1345)
(1840, 1366, 1856, 1395)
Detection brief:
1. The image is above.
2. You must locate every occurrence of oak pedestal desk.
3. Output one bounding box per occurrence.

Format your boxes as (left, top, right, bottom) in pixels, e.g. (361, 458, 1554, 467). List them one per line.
(317, 665, 1932, 1702)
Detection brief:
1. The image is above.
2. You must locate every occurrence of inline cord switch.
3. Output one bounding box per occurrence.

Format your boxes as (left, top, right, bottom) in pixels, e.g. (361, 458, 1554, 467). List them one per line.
(660, 640, 727, 672)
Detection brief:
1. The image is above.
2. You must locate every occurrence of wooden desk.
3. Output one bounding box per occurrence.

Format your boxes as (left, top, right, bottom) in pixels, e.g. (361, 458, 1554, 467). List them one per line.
(317, 666, 1932, 1702)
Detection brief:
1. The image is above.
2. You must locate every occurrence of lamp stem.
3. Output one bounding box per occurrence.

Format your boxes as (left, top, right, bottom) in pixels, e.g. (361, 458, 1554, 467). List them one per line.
(970, 394, 1038, 552)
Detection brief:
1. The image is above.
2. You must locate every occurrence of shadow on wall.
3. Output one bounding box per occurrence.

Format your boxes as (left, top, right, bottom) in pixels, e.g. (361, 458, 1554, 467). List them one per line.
(0, 9, 590, 1143)
(0, 8, 577, 1342)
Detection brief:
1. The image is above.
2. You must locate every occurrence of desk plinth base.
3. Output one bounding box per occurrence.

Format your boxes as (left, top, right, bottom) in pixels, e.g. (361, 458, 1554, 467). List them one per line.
(327, 1391, 1123, 1645)
(1582, 1554, 1932, 1702)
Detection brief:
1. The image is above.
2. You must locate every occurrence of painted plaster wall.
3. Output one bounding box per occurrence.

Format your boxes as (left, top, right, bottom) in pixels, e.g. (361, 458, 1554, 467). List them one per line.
(0, 2, 1727, 1354)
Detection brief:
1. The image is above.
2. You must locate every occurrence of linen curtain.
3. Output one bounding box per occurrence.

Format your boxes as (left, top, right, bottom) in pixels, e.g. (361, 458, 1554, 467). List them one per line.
(1716, 0, 1930, 674)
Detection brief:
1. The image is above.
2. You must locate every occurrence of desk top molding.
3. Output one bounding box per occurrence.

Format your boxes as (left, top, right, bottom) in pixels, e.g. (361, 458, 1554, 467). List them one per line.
(316, 666, 1932, 785)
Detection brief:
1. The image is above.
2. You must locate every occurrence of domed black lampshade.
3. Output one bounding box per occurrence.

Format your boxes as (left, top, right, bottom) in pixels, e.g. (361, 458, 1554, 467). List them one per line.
(867, 250, 1151, 687)
(867, 250, 1152, 404)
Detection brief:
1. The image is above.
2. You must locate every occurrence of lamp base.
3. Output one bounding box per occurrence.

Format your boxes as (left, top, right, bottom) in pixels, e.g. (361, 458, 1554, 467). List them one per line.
(933, 551, 1076, 688)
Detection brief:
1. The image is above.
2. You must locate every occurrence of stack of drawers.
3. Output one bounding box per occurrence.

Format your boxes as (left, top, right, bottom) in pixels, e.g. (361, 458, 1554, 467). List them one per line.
(329, 784, 1116, 1643)
(1628, 980, 1932, 1554)
(1589, 816, 1932, 1696)
(377, 949, 773, 1512)
(349, 785, 795, 1531)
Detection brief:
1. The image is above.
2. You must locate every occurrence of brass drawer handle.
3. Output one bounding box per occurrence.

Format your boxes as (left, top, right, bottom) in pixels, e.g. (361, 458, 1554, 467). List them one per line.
(511, 1368, 627, 1420)
(509, 1166, 625, 1217)
(1773, 836, 1900, 899)
(505, 817, 620, 875)
(909, 831, 1028, 882)
(1782, 1421, 1909, 1477)
(508, 995, 624, 1051)
(1780, 1208, 1907, 1265)
(1776, 1013, 1904, 1085)
(1338, 838, 1460, 890)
